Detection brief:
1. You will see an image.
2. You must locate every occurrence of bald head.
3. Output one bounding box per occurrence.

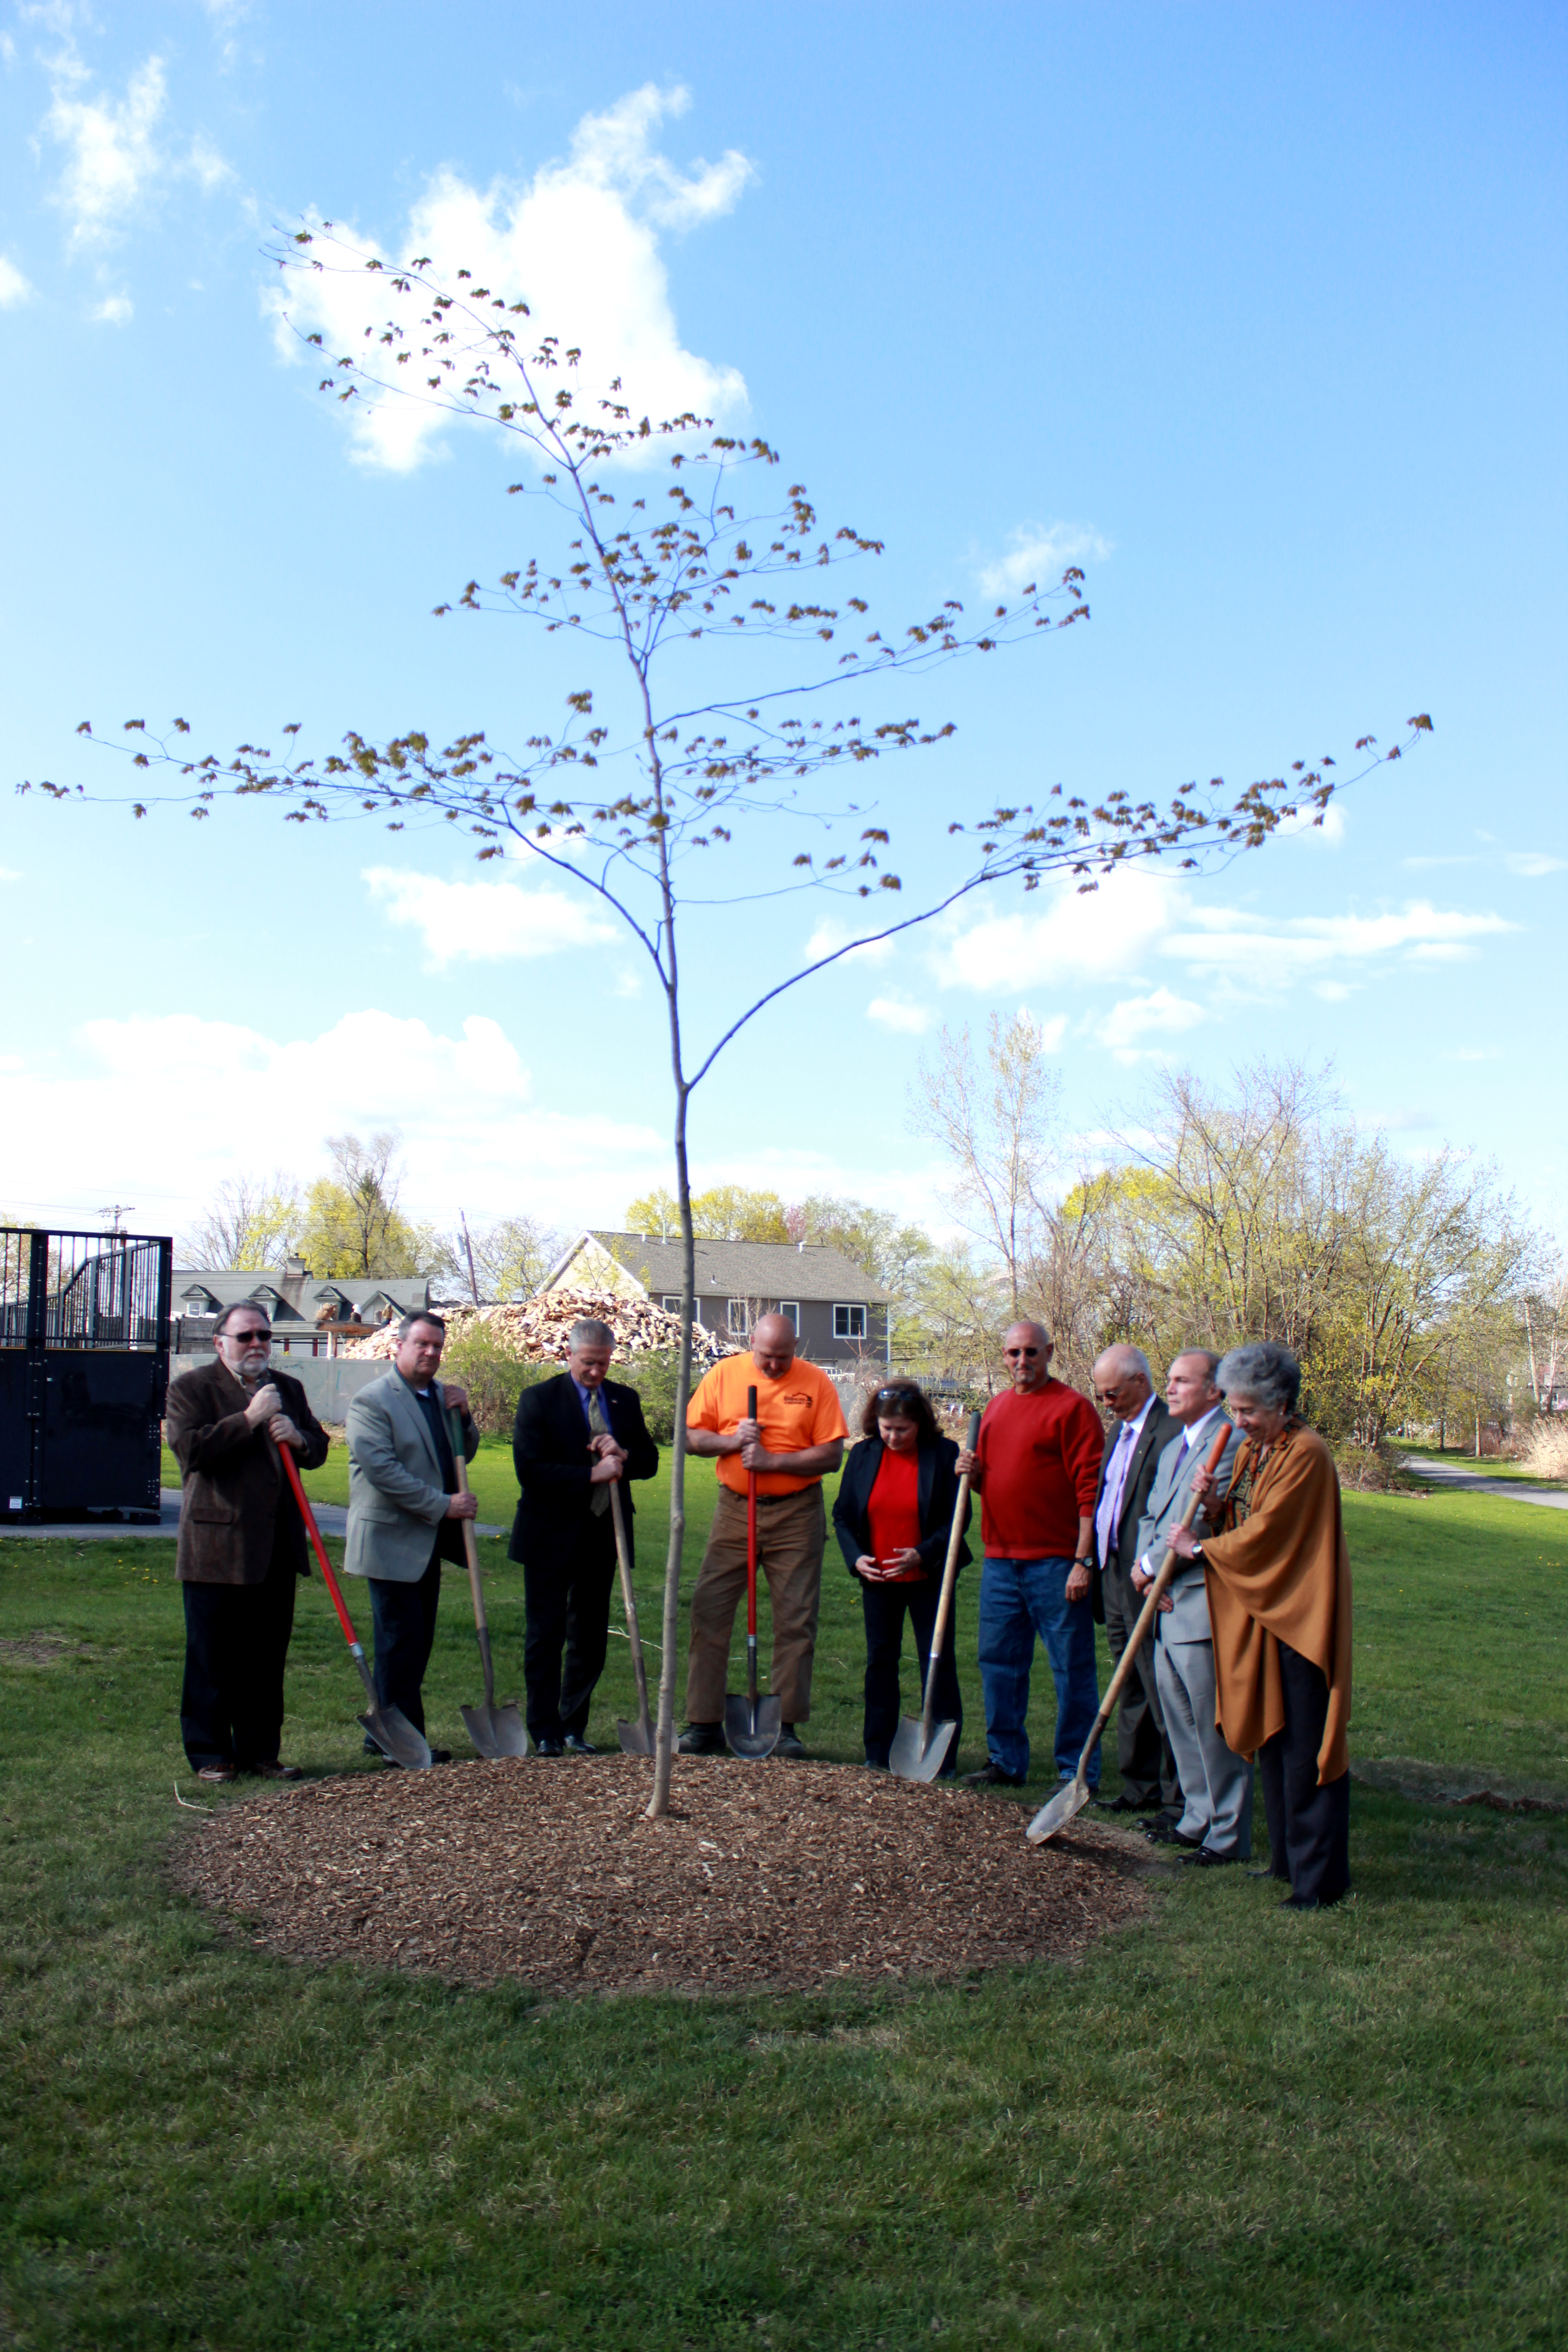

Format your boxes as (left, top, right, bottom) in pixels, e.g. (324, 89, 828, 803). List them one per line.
(1003, 1320, 1053, 1392)
(751, 1313, 798, 1379)
(1093, 1343, 1153, 1420)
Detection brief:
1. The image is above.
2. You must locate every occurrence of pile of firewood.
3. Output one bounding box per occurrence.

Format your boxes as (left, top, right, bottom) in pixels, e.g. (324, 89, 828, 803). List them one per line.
(343, 1288, 733, 1366)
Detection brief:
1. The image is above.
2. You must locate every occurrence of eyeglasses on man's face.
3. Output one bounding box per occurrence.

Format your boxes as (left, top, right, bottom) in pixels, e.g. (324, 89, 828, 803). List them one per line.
(226, 1327, 271, 1345)
(1004, 1346, 1040, 1359)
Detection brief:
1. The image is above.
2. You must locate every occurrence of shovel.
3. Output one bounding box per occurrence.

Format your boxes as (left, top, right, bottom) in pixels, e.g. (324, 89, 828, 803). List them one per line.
(1026, 1419, 1231, 1844)
(608, 1477, 656, 1755)
(724, 1385, 782, 1760)
(448, 1405, 528, 1761)
(277, 1442, 432, 1771)
(890, 1409, 981, 1782)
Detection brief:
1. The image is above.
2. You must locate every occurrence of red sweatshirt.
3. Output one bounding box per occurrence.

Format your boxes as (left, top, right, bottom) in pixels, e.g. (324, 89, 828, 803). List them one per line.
(975, 1380, 1105, 1560)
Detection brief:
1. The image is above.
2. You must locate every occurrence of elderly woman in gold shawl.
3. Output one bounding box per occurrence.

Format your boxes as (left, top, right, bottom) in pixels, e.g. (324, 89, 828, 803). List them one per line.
(1167, 1340, 1352, 1909)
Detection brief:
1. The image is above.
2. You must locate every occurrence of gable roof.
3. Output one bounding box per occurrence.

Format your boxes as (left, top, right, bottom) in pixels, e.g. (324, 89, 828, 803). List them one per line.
(544, 1230, 890, 1305)
(173, 1268, 431, 1321)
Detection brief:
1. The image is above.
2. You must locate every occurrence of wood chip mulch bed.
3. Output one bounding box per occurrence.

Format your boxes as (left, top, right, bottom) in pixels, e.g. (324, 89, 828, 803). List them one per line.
(175, 1758, 1149, 1996)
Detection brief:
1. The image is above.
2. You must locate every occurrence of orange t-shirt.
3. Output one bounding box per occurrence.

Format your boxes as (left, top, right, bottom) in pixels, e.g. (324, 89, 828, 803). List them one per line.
(687, 1355, 848, 1497)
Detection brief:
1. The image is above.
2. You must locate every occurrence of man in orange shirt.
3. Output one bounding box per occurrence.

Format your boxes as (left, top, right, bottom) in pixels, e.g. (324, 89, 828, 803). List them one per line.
(679, 1312, 848, 1759)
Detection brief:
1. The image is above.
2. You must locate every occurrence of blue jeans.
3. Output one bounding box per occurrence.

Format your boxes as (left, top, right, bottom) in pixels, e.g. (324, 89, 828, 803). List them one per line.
(977, 1555, 1100, 1784)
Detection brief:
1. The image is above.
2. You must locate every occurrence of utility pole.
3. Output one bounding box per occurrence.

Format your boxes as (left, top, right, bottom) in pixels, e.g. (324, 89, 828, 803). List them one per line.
(460, 1211, 480, 1307)
(98, 1204, 134, 1240)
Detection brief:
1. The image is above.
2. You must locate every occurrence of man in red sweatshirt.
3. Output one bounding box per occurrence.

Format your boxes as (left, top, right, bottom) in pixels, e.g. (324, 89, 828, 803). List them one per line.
(955, 1319, 1104, 1788)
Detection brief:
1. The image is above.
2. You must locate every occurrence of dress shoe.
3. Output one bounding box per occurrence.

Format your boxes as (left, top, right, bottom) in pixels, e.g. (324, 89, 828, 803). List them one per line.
(533, 1736, 565, 1757)
(1190, 1847, 1241, 1868)
(961, 1762, 1024, 1788)
(1143, 1820, 1203, 1848)
(677, 1722, 728, 1756)
(563, 1734, 600, 1756)
(247, 1761, 303, 1782)
(774, 1726, 807, 1759)
(196, 1764, 235, 1784)
(427, 1746, 452, 1764)
(1092, 1793, 1161, 1814)
(863, 1757, 890, 1772)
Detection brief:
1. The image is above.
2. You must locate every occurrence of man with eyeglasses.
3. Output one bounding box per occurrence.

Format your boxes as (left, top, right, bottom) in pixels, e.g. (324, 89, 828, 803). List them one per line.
(954, 1320, 1104, 1789)
(166, 1301, 331, 1784)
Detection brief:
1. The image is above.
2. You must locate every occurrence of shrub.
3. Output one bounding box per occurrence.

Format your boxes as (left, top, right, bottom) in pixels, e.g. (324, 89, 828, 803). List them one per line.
(1333, 1439, 1415, 1492)
(438, 1323, 551, 1436)
(619, 1348, 682, 1444)
(1519, 1420, 1568, 1480)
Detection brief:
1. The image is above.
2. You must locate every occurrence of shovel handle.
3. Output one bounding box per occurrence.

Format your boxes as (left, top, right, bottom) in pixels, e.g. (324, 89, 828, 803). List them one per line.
(278, 1441, 360, 1654)
(920, 1409, 981, 1733)
(608, 1477, 652, 1730)
(745, 1386, 759, 1642)
(1070, 1418, 1231, 1790)
(446, 1405, 495, 1709)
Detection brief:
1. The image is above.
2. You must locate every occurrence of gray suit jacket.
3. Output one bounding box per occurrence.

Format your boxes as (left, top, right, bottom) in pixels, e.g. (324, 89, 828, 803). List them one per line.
(344, 1367, 479, 1583)
(1132, 1413, 1240, 1643)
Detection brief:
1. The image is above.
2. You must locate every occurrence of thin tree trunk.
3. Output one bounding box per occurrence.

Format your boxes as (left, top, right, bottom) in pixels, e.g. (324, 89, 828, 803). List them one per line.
(646, 1078, 694, 1820)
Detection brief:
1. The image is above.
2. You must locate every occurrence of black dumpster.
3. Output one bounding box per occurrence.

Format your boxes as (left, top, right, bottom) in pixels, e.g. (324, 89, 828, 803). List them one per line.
(0, 1228, 172, 1523)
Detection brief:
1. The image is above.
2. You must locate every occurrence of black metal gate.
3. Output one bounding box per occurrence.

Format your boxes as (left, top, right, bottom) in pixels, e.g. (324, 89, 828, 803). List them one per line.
(0, 1229, 172, 1522)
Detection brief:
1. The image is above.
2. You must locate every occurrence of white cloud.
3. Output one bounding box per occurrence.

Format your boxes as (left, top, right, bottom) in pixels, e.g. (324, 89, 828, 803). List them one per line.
(0, 256, 34, 308)
(3, 1009, 672, 1234)
(276, 84, 751, 474)
(977, 522, 1112, 599)
(41, 49, 232, 251)
(866, 996, 931, 1035)
(1279, 801, 1346, 847)
(1097, 988, 1205, 1062)
(91, 292, 132, 324)
(1503, 851, 1565, 878)
(0, 866, 20, 882)
(804, 917, 896, 968)
(1168, 900, 1514, 978)
(936, 867, 1181, 991)
(363, 865, 617, 966)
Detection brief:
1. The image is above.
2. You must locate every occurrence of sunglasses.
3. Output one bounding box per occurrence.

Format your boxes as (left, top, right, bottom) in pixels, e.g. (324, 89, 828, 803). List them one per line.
(1004, 1347, 1041, 1359)
(225, 1328, 271, 1344)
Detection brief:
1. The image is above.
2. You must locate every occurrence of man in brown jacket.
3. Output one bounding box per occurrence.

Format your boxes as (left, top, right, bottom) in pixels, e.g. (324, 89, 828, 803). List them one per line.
(165, 1302, 329, 1783)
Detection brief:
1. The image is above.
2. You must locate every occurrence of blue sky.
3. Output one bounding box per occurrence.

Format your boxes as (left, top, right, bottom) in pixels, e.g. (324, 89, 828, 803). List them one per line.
(2, 1, 1563, 1250)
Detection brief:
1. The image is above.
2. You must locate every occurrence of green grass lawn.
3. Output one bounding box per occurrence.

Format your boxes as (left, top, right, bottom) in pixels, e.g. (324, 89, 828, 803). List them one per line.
(3, 1469, 1565, 2351)
(1398, 1439, 1564, 1486)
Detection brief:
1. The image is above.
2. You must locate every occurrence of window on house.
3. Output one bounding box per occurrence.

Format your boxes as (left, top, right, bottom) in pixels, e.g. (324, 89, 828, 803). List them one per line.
(777, 1301, 799, 1333)
(662, 1296, 683, 1315)
(726, 1298, 750, 1335)
(833, 1303, 868, 1340)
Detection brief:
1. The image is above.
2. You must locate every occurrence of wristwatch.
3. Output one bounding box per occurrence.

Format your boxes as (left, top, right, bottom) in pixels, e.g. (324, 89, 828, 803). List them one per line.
(1072, 1556, 1094, 1569)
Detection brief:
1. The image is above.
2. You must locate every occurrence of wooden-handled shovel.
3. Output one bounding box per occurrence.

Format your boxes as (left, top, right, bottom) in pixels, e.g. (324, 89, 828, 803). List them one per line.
(1025, 1419, 1231, 1844)
(889, 1409, 982, 1782)
(448, 1405, 528, 1760)
(608, 1478, 656, 1756)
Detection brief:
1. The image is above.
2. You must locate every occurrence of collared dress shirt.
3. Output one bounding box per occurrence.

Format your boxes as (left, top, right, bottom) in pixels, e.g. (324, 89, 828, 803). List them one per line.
(1096, 1392, 1156, 1565)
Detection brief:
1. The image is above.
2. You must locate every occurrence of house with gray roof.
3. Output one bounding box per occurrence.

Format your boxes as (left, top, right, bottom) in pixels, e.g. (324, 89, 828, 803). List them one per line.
(173, 1255, 431, 1357)
(544, 1230, 892, 1364)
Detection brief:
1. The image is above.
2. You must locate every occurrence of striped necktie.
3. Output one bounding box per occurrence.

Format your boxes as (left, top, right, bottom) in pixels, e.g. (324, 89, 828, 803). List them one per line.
(586, 1386, 611, 1516)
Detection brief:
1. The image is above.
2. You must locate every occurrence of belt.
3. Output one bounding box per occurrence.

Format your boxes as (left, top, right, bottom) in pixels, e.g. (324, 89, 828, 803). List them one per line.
(725, 1483, 821, 1507)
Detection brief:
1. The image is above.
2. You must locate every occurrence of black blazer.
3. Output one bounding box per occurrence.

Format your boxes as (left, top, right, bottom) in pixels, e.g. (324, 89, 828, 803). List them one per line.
(1090, 1399, 1181, 1617)
(508, 1373, 659, 1567)
(833, 1435, 972, 1582)
(167, 1359, 329, 1585)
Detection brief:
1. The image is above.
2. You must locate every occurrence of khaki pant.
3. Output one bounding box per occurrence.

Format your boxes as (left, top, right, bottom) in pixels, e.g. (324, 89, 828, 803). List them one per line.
(684, 1483, 826, 1725)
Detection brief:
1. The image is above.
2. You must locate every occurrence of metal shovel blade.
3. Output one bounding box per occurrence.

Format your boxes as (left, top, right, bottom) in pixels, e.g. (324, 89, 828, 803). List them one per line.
(888, 1715, 958, 1784)
(1026, 1777, 1091, 1844)
(461, 1700, 528, 1760)
(616, 1714, 656, 1756)
(358, 1705, 433, 1772)
(724, 1692, 783, 1760)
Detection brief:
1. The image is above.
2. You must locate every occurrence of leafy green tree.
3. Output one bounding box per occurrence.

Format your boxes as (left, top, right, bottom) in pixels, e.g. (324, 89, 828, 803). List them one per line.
(295, 1132, 436, 1280)
(624, 1185, 790, 1243)
(182, 1175, 302, 1270)
(35, 230, 1426, 1813)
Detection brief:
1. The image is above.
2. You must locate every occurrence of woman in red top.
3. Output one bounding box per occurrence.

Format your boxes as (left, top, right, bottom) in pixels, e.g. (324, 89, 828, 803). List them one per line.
(832, 1383, 971, 1771)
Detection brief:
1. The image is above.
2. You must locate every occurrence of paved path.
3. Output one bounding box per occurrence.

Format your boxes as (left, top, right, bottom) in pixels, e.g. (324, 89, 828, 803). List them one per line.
(1401, 1458, 1568, 1513)
(0, 1490, 505, 1541)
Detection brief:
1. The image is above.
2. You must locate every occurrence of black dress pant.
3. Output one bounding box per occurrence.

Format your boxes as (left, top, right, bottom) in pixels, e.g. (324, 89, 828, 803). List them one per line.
(181, 1548, 299, 1770)
(861, 1576, 962, 1772)
(524, 1526, 617, 1741)
(1102, 1559, 1180, 1808)
(368, 1548, 444, 1738)
(1258, 1638, 1352, 1906)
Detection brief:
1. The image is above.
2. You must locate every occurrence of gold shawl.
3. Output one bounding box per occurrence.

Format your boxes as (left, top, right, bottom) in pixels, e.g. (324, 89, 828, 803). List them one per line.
(1201, 1419, 1352, 1784)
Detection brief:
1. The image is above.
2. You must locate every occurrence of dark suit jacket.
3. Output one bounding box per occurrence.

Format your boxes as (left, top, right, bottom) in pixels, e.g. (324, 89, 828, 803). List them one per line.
(166, 1358, 330, 1586)
(833, 1435, 972, 1581)
(508, 1373, 659, 1569)
(1089, 1399, 1181, 1621)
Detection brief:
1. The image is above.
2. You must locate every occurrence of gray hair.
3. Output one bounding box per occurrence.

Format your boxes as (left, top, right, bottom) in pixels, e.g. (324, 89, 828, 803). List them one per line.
(1095, 1342, 1152, 1382)
(214, 1300, 271, 1337)
(1173, 1347, 1222, 1381)
(396, 1309, 446, 1342)
(569, 1318, 616, 1349)
(1216, 1341, 1300, 1414)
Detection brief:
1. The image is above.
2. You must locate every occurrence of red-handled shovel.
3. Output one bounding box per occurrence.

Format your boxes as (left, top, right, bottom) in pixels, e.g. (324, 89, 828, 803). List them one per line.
(1025, 1417, 1230, 1843)
(723, 1384, 782, 1760)
(277, 1443, 432, 1771)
